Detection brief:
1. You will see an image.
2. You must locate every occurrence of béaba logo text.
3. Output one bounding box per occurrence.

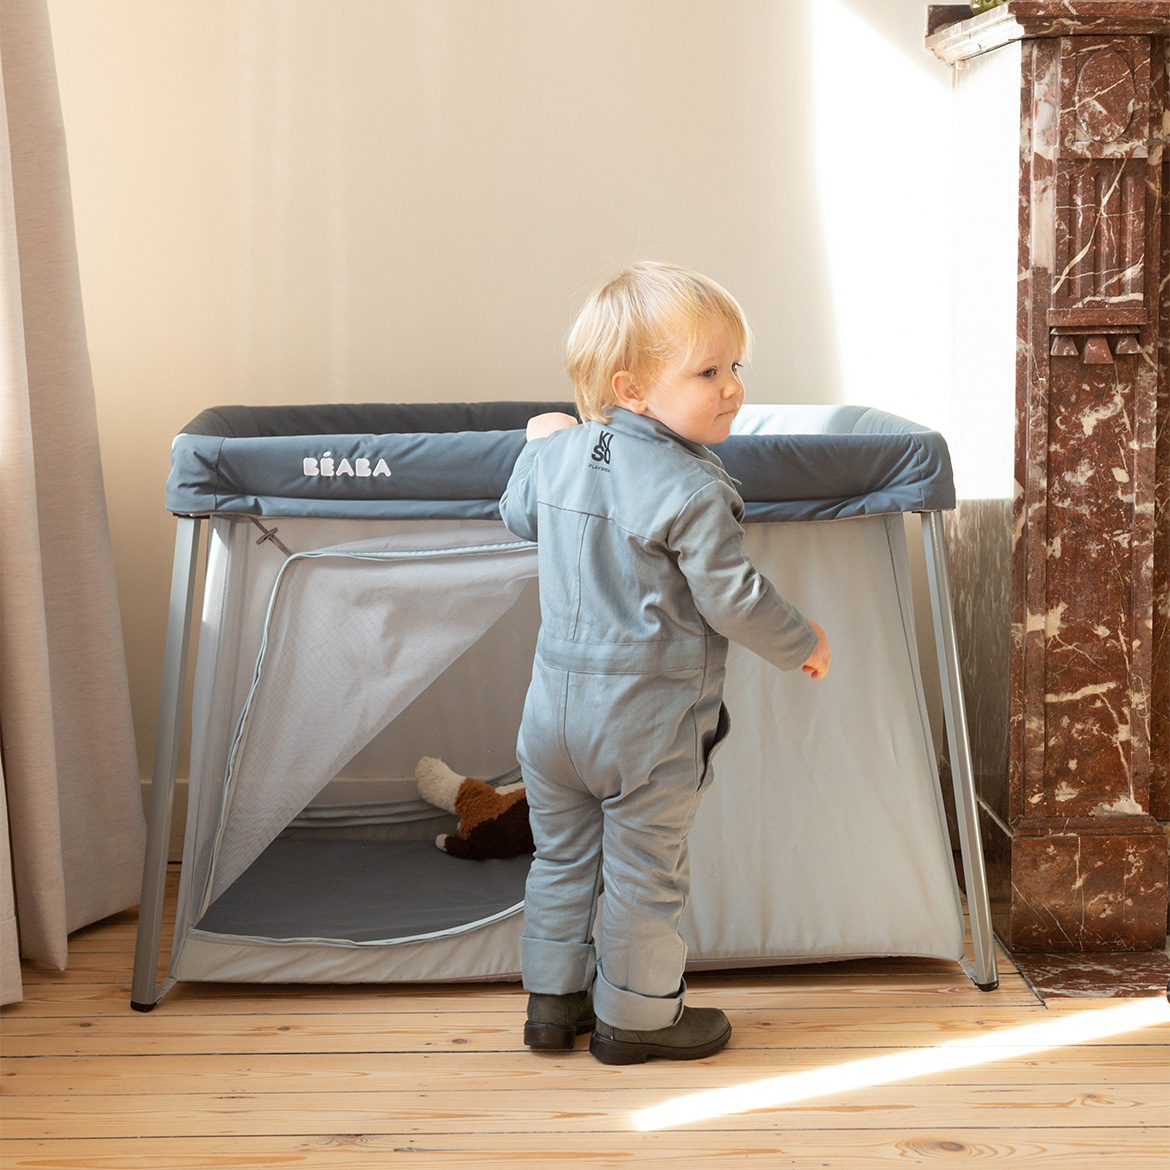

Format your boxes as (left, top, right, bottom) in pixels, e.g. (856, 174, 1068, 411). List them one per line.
(302, 451, 392, 478)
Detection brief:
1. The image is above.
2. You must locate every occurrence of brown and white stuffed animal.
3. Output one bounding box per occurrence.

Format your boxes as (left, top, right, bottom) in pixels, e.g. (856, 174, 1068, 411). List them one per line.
(414, 757, 534, 860)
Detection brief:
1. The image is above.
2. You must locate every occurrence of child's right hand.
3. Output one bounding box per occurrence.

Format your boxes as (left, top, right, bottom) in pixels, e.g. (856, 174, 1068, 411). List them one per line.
(526, 412, 578, 441)
(801, 620, 830, 680)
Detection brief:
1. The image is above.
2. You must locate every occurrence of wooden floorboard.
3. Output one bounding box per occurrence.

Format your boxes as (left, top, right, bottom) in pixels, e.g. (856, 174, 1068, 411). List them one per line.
(7, 1039, 1165, 1094)
(4, 1130, 1169, 1169)
(2, 870, 1167, 1169)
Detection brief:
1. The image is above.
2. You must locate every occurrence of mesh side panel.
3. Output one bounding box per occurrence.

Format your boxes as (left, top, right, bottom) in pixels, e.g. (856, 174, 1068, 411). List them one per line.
(205, 527, 537, 905)
(174, 518, 270, 949)
(177, 519, 364, 948)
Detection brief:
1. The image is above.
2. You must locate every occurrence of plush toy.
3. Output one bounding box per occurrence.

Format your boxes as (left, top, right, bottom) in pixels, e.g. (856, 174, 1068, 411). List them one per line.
(414, 757, 534, 860)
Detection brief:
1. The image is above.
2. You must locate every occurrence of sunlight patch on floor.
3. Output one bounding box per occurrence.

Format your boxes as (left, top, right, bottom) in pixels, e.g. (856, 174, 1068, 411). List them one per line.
(631, 996, 1170, 1131)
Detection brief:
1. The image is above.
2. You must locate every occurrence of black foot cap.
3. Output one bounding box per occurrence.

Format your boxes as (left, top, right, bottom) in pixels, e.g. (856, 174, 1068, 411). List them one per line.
(130, 1000, 156, 1013)
(976, 979, 1000, 992)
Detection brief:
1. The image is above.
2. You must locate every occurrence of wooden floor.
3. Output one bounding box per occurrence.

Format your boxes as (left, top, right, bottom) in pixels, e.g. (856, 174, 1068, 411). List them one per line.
(2, 870, 1168, 1168)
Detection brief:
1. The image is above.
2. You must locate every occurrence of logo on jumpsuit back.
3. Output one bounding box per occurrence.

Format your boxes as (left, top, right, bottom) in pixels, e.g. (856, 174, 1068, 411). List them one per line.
(590, 431, 613, 471)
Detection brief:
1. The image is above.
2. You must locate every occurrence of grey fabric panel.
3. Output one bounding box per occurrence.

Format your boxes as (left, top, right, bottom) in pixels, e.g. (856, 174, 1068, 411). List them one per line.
(167, 401, 576, 516)
(166, 401, 954, 521)
(681, 516, 966, 963)
(728, 404, 954, 514)
(167, 429, 530, 517)
(180, 401, 577, 438)
(172, 916, 525, 982)
(195, 839, 530, 943)
(723, 433, 953, 516)
(732, 403, 937, 436)
(169, 492, 513, 523)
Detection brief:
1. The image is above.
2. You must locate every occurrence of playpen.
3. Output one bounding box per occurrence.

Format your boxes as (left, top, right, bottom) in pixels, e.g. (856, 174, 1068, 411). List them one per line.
(131, 400, 997, 1008)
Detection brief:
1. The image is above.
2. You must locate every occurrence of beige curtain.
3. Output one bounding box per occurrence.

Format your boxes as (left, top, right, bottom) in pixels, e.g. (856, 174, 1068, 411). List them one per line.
(0, 0, 146, 1006)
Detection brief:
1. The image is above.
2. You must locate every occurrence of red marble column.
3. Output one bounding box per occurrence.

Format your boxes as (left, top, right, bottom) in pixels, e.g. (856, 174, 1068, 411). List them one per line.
(928, 3, 1168, 951)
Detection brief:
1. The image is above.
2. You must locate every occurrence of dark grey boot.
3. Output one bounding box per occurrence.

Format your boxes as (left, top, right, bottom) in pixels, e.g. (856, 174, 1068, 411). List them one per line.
(524, 989, 596, 1050)
(589, 1006, 731, 1064)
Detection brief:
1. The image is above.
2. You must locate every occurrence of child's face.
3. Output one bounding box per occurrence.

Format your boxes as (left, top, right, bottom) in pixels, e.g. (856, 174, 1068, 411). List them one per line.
(639, 326, 745, 445)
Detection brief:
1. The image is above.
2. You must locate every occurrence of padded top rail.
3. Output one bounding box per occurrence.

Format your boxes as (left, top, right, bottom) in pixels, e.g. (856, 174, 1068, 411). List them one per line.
(166, 401, 955, 522)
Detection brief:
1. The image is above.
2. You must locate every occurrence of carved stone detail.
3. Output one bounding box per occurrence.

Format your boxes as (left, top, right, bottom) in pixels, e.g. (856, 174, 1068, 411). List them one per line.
(1081, 334, 1114, 361)
(1073, 49, 1138, 145)
(1052, 159, 1146, 312)
(1050, 36, 1151, 352)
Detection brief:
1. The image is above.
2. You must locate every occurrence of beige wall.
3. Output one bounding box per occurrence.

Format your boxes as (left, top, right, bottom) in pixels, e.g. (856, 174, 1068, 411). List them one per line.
(46, 0, 953, 778)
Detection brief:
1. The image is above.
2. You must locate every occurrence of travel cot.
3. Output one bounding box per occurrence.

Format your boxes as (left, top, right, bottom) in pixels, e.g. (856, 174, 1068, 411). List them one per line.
(131, 400, 998, 1009)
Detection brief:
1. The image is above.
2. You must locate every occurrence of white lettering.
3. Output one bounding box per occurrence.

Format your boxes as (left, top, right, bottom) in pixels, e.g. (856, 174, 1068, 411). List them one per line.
(303, 451, 390, 479)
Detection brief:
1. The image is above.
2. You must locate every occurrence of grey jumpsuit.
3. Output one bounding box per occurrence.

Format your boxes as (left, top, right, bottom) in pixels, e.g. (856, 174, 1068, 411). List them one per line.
(500, 408, 817, 1031)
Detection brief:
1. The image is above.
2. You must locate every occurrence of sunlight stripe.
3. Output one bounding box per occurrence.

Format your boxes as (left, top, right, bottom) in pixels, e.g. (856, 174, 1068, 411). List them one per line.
(631, 996, 1170, 1131)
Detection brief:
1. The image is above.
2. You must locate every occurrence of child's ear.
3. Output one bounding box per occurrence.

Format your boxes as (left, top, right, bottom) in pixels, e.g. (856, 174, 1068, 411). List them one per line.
(612, 371, 649, 414)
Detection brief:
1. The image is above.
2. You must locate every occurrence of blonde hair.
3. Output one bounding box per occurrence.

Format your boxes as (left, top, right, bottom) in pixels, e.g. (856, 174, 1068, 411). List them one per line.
(565, 261, 751, 423)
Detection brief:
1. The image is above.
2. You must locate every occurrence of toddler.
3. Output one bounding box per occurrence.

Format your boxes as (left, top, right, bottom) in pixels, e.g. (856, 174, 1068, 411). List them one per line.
(499, 261, 830, 1064)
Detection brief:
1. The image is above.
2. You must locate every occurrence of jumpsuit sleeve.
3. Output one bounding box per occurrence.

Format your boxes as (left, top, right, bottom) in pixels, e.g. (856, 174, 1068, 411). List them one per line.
(669, 478, 819, 671)
(499, 438, 543, 541)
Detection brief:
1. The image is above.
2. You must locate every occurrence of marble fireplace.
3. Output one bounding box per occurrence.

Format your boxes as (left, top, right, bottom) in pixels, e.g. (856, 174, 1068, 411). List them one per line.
(926, 2, 1168, 954)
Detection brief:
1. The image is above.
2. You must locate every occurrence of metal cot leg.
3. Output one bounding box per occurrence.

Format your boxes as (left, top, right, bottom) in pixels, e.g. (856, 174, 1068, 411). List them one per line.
(131, 516, 203, 1011)
(920, 510, 999, 991)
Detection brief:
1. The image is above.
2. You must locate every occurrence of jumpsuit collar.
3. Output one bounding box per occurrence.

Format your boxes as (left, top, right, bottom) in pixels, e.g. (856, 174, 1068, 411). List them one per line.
(599, 407, 729, 472)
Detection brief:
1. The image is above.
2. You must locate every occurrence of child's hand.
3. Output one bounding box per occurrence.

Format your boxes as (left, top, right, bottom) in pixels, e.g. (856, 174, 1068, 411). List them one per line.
(526, 412, 578, 441)
(801, 620, 830, 680)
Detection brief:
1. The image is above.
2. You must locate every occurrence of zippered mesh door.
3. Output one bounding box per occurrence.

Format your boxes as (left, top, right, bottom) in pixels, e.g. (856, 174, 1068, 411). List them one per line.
(202, 526, 537, 907)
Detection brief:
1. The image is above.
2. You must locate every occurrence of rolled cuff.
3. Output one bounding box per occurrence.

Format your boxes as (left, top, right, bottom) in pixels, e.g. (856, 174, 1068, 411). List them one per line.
(521, 936, 596, 995)
(594, 966, 686, 1031)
